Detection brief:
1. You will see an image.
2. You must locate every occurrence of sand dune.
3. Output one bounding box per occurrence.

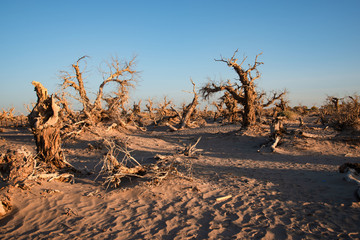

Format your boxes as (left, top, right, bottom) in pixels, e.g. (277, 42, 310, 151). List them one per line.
(0, 121, 360, 239)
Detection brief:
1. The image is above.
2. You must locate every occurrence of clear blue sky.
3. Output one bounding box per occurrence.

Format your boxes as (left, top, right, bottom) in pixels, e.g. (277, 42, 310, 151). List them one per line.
(1, 0, 359, 114)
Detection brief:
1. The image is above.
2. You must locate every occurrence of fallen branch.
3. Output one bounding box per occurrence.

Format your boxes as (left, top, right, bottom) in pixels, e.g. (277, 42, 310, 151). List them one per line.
(104, 165, 145, 189)
(216, 195, 232, 202)
(63, 124, 87, 139)
(344, 169, 360, 185)
(270, 136, 281, 152)
(95, 137, 145, 189)
(181, 137, 202, 157)
(300, 132, 324, 139)
(166, 122, 179, 131)
(29, 172, 75, 183)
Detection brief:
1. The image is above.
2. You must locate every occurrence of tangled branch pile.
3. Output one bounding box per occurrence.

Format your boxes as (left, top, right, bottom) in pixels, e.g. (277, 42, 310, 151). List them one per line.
(95, 138, 145, 189)
(95, 137, 201, 188)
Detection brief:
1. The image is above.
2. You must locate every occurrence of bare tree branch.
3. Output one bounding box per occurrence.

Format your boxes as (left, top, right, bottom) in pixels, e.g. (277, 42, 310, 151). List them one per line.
(201, 50, 285, 128)
(59, 56, 138, 125)
(262, 90, 287, 108)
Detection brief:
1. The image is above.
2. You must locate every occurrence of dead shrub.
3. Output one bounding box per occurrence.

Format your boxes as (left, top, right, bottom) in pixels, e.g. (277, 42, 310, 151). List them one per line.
(148, 137, 201, 185)
(95, 137, 145, 189)
(95, 137, 200, 188)
(278, 110, 299, 121)
(320, 95, 360, 131)
(292, 105, 309, 116)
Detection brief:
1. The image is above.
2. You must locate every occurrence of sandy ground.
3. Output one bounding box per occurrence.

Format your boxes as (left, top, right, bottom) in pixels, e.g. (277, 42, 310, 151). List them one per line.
(0, 119, 360, 240)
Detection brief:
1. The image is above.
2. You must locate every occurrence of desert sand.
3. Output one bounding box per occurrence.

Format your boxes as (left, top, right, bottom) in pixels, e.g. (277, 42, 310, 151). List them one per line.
(0, 118, 360, 240)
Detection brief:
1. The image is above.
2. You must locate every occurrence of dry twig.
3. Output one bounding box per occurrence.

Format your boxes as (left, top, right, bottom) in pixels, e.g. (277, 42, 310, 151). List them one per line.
(95, 137, 145, 189)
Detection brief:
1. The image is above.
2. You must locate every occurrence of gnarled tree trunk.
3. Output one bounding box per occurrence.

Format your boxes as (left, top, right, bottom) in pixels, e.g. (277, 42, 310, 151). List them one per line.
(201, 50, 286, 130)
(28, 81, 69, 169)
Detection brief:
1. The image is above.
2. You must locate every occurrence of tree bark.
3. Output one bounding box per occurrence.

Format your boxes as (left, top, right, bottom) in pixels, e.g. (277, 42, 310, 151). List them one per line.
(28, 81, 68, 169)
(242, 86, 257, 128)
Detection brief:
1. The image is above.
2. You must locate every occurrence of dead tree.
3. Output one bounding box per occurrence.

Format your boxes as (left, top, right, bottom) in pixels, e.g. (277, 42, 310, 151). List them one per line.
(275, 97, 289, 112)
(128, 100, 145, 129)
(158, 97, 172, 121)
(28, 81, 71, 169)
(212, 101, 225, 121)
(221, 91, 241, 122)
(155, 97, 177, 125)
(211, 92, 240, 123)
(330, 97, 341, 112)
(145, 98, 157, 124)
(132, 100, 142, 116)
(320, 95, 360, 130)
(60, 56, 137, 124)
(168, 80, 199, 130)
(180, 80, 199, 129)
(0, 108, 15, 126)
(55, 92, 77, 122)
(201, 50, 286, 129)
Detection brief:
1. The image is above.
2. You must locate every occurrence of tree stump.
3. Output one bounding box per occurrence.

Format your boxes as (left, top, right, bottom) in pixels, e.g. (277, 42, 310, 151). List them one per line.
(28, 81, 69, 169)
